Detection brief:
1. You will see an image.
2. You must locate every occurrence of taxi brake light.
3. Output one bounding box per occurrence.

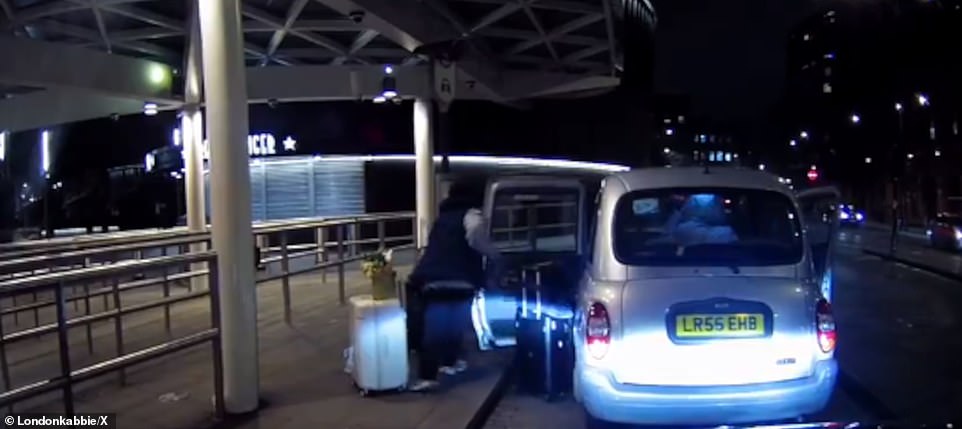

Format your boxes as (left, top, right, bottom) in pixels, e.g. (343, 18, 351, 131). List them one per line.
(816, 299, 836, 353)
(586, 302, 610, 359)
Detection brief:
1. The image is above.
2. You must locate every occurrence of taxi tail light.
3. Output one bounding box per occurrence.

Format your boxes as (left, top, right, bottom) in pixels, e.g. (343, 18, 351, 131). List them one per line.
(586, 302, 610, 359)
(816, 299, 836, 353)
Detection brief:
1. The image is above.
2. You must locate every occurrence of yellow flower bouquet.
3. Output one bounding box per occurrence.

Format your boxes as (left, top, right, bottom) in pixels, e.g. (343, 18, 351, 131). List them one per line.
(361, 250, 396, 300)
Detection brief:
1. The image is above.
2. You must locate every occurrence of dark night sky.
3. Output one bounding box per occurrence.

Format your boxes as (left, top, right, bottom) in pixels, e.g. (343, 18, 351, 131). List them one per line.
(651, 0, 819, 122)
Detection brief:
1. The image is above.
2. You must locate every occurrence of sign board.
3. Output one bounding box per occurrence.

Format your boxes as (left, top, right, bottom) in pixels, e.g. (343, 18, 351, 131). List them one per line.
(433, 59, 456, 111)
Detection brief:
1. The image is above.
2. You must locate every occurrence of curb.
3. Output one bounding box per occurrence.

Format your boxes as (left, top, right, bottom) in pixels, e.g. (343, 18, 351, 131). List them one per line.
(464, 353, 516, 429)
(862, 248, 962, 283)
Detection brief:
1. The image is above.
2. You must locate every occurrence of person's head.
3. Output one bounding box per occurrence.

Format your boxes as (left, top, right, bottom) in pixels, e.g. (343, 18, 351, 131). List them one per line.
(444, 181, 483, 210)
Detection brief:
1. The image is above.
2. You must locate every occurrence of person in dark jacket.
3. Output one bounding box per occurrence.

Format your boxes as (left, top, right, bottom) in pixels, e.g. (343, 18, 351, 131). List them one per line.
(408, 181, 501, 392)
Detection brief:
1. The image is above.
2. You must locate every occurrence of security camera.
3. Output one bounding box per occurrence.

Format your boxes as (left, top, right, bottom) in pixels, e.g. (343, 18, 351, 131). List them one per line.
(348, 10, 365, 23)
(267, 98, 279, 109)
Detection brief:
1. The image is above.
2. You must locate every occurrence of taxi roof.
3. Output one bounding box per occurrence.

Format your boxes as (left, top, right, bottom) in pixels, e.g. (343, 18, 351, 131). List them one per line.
(609, 166, 791, 196)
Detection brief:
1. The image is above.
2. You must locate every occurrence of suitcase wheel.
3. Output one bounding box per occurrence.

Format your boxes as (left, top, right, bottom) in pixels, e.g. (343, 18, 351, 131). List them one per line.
(359, 389, 370, 397)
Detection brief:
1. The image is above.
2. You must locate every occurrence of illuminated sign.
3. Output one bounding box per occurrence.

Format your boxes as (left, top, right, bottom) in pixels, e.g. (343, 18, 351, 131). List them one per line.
(169, 128, 298, 162)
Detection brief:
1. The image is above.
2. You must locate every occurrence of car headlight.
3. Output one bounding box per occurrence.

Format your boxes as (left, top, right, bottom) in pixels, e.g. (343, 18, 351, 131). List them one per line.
(955, 228, 962, 240)
(839, 211, 850, 220)
(855, 212, 864, 221)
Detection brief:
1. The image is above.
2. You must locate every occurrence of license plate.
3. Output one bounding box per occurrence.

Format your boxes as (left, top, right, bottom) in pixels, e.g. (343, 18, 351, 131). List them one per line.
(675, 313, 765, 338)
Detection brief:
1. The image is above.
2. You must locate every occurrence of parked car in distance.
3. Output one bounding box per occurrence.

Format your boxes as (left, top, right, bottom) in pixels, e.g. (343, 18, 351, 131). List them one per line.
(927, 214, 962, 251)
(838, 204, 865, 227)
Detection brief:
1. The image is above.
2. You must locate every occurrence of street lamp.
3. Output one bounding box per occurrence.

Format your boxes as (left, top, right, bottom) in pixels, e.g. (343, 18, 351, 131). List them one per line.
(758, 164, 766, 171)
(850, 114, 861, 124)
(663, 147, 670, 154)
(934, 149, 941, 157)
(865, 157, 872, 164)
(907, 153, 914, 160)
(800, 131, 809, 139)
(917, 93, 929, 107)
(789, 139, 797, 147)
(895, 102, 903, 112)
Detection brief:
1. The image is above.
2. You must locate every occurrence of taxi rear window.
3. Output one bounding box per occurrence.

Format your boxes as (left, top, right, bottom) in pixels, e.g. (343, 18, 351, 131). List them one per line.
(613, 188, 804, 267)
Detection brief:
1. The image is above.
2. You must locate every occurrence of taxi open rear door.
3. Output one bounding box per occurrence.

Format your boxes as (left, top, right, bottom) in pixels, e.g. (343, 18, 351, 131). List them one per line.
(796, 186, 841, 303)
(472, 176, 586, 350)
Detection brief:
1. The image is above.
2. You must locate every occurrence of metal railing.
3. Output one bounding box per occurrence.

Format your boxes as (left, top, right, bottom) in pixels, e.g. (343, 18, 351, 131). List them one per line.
(0, 213, 417, 331)
(0, 212, 417, 276)
(0, 252, 224, 417)
(0, 212, 419, 417)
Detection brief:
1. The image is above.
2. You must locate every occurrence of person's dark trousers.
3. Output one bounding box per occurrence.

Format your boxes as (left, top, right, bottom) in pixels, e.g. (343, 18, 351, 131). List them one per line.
(440, 298, 470, 367)
(418, 296, 470, 380)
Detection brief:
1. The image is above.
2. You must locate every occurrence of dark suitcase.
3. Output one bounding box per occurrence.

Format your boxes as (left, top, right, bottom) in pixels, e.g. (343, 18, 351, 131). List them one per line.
(514, 269, 575, 401)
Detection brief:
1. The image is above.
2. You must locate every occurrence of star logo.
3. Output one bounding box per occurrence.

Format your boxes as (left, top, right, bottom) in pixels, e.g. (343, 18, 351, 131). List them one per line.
(282, 136, 297, 151)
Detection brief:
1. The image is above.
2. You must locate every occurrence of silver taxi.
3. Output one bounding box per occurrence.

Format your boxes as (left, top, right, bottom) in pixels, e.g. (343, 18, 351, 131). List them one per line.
(469, 169, 841, 427)
(574, 167, 840, 427)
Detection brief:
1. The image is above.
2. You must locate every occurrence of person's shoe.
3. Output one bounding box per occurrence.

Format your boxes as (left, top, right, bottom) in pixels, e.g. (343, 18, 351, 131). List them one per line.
(409, 379, 440, 392)
(452, 359, 468, 373)
(438, 366, 458, 376)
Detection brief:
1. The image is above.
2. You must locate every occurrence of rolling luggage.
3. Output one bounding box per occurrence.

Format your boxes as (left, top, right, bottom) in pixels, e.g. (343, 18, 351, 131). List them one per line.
(349, 295, 409, 395)
(514, 268, 575, 401)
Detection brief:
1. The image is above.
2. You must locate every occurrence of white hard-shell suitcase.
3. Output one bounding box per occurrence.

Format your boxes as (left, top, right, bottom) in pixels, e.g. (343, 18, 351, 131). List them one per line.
(349, 295, 409, 395)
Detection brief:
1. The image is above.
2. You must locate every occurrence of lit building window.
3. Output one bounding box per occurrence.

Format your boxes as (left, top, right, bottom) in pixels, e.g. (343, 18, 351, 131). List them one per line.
(715, 151, 724, 161)
(710, 135, 717, 144)
(663, 118, 672, 124)
(699, 134, 707, 144)
(693, 150, 699, 160)
(953, 120, 958, 136)
(823, 83, 833, 94)
(678, 115, 686, 124)
(824, 67, 832, 77)
(826, 10, 836, 17)
(803, 33, 811, 41)
(724, 153, 733, 162)
(824, 53, 835, 60)
(709, 152, 716, 162)
(929, 123, 936, 140)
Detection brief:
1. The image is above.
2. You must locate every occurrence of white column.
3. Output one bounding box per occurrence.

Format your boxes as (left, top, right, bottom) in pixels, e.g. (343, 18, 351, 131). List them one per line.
(183, 9, 207, 291)
(414, 98, 436, 250)
(197, 0, 259, 414)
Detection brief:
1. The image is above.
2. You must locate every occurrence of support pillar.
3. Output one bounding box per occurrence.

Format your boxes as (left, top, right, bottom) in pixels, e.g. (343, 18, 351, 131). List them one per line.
(413, 98, 436, 250)
(197, 0, 259, 414)
(183, 11, 207, 290)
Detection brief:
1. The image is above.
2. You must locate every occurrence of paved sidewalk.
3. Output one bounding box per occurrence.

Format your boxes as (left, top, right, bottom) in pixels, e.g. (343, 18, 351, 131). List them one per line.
(847, 228, 962, 281)
(4, 248, 512, 429)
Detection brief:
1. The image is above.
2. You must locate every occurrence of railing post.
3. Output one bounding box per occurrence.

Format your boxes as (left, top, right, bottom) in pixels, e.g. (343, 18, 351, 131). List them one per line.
(53, 282, 75, 416)
(163, 264, 171, 336)
(112, 278, 126, 386)
(281, 232, 292, 324)
(0, 306, 12, 414)
(337, 225, 346, 305)
(208, 258, 226, 420)
(83, 284, 93, 354)
(31, 289, 39, 327)
(377, 220, 386, 251)
(351, 221, 360, 256)
(319, 227, 329, 284)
